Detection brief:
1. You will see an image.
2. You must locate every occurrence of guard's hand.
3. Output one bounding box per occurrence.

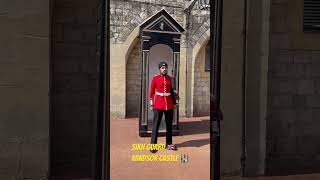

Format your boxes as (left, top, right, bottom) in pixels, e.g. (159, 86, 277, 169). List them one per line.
(150, 106, 153, 111)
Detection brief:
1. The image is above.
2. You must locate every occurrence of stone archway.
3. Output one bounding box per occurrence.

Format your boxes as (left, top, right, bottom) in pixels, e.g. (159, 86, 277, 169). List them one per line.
(185, 28, 210, 117)
(193, 41, 210, 116)
(125, 40, 141, 118)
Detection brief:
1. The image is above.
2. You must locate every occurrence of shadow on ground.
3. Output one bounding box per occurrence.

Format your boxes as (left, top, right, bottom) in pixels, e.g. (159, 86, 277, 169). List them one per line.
(179, 118, 209, 136)
(177, 138, 210, 148)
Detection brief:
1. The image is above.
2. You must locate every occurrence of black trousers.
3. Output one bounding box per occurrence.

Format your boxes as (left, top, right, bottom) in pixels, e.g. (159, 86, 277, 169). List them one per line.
(150, 108, 173, 146)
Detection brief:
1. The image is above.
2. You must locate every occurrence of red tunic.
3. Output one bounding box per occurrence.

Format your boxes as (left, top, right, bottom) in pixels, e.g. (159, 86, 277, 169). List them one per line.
(149, 74, 178, 110)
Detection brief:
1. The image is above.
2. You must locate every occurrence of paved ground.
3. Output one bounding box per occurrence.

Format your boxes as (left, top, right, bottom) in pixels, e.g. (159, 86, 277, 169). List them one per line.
(67, 174, 320, 180)
(56, 116, 320, 180)
(110, 116, 210, 180)
(68, 174, 320, 180)
(109, 116, 320, 180)
(222, 174, 320, 180)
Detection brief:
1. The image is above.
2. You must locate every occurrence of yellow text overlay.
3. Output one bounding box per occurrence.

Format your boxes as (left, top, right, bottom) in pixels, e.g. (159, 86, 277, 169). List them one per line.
(131, 154, 180, 162)
(131, 143, 166, 151)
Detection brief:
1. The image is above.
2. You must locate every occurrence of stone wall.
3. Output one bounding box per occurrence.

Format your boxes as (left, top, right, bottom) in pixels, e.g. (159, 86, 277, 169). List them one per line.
(126, 41, 142, 117)
(110, 0, 209, 47)
(110, 0, 210, 118)
(0, 0, 50, 179)
(193, 45, 210, 116)
(266, 0, 320, 175)
(51, 0, 99, 177)
(188, 7, 210, 47)
(110, 0, 186, 44)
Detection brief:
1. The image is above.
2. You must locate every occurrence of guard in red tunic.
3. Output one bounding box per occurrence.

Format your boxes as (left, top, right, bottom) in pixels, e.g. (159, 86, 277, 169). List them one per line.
(149, 61, 179, 153)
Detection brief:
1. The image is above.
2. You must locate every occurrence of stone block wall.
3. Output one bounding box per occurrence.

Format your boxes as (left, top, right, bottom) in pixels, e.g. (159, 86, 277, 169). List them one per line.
(110, 0, 210, 47)
(188, 8, 210, 47)
(110, 0, 186, 44)
(266, 0, 320, 175)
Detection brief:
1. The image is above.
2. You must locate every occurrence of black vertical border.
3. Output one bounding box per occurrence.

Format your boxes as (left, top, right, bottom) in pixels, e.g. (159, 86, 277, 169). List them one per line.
(95, 0, 109, 179)
(211, 0, 223, 179)
(49, 0, 54, 178)
(105, 0, 110, 178)
(241, 0, 248, 176)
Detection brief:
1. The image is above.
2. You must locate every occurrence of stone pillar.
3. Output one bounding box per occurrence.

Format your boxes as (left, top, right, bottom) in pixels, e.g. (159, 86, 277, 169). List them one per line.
(185, 46, 194, 117)
(110, 44, 127, 119)
(244, 0, 270, 176)
(220, 0, 244, 175)
(179, 47, 187, 117)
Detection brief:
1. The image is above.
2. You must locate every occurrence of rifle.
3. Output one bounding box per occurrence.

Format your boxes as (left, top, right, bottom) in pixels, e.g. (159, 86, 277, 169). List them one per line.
(171, 69, 179, 105)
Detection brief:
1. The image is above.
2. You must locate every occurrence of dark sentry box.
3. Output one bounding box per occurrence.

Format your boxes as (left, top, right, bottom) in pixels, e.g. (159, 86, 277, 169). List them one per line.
(138, 9, 184, 137)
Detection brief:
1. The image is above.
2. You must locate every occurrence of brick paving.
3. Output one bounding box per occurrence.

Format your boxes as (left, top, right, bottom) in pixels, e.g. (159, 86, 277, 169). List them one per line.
(222, 174, 320, 180)
(55, 116, 320, 180)
(110, 116, 210, 180)
(110, 116, 320, 180)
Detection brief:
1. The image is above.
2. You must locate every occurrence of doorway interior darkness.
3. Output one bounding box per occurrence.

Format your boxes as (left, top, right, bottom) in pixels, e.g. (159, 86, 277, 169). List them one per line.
(49, 0, 101, 179)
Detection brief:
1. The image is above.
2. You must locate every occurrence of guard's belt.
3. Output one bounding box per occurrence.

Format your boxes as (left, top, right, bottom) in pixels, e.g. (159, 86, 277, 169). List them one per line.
(156, 92, 171, 96)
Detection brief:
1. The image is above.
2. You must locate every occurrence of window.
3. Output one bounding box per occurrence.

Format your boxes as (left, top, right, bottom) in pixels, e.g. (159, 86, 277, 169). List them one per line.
(304, 0, 320, 31)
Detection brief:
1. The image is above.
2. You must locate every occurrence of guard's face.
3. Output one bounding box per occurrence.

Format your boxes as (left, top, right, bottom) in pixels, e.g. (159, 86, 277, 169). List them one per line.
(160, 66, 168, 74)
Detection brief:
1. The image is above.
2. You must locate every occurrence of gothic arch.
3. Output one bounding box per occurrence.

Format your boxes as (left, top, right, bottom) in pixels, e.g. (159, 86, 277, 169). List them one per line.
(192, 39, 210, 116)
(124, 26, 140, 64)
(193, 28, 210, 64)
(190, 28, 210, 116)
(125, 38, 141, 118)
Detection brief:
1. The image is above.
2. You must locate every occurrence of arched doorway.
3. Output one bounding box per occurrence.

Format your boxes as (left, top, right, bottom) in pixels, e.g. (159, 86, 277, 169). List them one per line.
(125, 40, 142, 118)
(193, 41, 210, 116)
